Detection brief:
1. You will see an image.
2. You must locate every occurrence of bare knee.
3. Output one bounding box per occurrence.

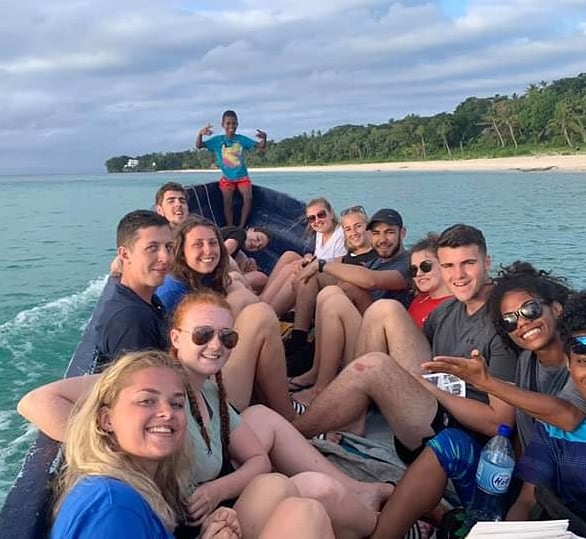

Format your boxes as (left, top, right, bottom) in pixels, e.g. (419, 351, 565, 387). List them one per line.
(363, 299, 405, 323)
(246, 472, 297, 497)
(238, 302, 278, 330)
(316, 285, 345, 306)
(348, 351, 392, 375)
(279, 251, 301, 264)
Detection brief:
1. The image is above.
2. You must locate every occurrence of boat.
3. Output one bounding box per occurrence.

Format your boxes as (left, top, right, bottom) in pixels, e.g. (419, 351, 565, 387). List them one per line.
(0, 182, 308, 538)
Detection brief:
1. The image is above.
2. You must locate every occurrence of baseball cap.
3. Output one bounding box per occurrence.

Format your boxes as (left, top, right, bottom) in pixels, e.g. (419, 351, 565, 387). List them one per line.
(367, 208, 404, 230)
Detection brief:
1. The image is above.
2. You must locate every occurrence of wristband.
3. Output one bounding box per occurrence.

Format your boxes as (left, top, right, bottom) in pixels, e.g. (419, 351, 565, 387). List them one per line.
(318, 259, 327, 273)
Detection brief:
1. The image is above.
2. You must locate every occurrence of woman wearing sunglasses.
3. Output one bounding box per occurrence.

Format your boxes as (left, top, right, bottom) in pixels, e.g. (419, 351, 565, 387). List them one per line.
(156, 215, 298, 420)
(407, 233, 452, 328)
(260, 198, 346, 316)
(368, 261, 586, 538)
(20, 292, 392, 538)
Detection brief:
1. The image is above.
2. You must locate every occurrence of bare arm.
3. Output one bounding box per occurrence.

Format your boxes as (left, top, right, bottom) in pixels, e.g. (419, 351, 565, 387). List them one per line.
(299, 259, 406, 290)
(422, 378, 516, 438)
(255, 129, 267, 150)
(17, 374, 100, 441)
(506, 482, 536, 521)
(196, 124, 213, 149)
(423, 354, 585, 431)
(186, 422, 270, 523)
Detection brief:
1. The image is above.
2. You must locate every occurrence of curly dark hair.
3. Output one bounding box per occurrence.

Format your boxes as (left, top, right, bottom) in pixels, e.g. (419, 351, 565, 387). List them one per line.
(487, 261, 572, 341)
(171, 215, 231, 295)
(560, 290, 586, 354)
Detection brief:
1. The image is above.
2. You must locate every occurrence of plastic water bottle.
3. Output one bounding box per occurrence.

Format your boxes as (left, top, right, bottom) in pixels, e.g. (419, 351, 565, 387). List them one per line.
(465, 424, 515, 528)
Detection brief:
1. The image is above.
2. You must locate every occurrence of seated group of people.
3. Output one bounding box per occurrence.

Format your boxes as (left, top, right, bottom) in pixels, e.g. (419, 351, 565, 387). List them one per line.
(18, 180, 586, 538)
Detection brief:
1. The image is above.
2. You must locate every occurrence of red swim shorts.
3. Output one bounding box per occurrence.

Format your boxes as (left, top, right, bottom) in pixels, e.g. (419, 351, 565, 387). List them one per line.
(219, 176, 252, 191)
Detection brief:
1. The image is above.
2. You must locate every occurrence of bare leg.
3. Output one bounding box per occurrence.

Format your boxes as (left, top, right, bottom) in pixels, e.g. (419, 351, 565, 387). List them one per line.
(241, 405, 393, 510)
(372, 448, 448, 539)
(221, 187, 234, 227)
(355, 299, 432, 373)
(263, 251, 301, 292)
(234, 473, 299, 539)
(338, 282, 374, 314)
(294, 287, 362, 402)
(292, 472, 378, 539)
(292, 274, 320, 332)
(243, 271, 268, 293)
(265, 272, 297, 316)
(237, 183, 252, 227)
(261, 256, 300, 306)
(259, 497, 334, 539)
(293, 352, 438, 449)
(223, 303, 295, 420)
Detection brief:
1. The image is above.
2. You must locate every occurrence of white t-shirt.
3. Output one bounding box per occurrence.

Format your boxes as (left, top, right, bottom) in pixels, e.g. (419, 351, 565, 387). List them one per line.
(314, 225, 347, 260)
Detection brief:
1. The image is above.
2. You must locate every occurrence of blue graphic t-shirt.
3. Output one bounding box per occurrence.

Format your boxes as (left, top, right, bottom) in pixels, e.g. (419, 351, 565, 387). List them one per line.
(204, 134, 257, 180)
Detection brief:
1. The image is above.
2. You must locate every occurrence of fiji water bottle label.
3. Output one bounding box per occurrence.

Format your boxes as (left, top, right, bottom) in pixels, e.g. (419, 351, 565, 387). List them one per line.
(476, 459, 513, 495)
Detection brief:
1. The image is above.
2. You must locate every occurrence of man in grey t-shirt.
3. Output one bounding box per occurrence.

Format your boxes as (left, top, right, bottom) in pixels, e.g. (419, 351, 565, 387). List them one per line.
(294, 224, 518, 463)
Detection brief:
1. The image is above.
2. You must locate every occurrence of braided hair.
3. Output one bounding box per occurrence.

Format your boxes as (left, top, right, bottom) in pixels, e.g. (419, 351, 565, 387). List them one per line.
(170, 292, 233, 455)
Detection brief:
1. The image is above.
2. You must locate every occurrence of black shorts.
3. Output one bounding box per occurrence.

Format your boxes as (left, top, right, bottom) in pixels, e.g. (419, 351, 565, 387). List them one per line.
(393, 400, 464, 465)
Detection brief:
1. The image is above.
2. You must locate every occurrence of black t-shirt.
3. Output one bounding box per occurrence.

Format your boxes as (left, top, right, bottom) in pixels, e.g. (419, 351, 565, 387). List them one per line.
(94, 277, 168, 364)
(341, 249, 377, 266)
(220, 226, 247, 255)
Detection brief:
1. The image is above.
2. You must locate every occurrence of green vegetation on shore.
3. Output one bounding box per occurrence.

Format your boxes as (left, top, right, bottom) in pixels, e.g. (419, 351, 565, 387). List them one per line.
(105, 73, 586, 173)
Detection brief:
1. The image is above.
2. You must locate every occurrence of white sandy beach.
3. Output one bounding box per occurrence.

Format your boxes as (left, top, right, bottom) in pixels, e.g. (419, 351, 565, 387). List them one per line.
(170, 154, 586, 174)
(250, 154, 586, 173)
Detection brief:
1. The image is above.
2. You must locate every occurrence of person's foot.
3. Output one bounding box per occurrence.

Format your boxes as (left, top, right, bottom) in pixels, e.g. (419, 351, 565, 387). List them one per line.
(288, 376, 314, 393)
(293, 386, 320, 406)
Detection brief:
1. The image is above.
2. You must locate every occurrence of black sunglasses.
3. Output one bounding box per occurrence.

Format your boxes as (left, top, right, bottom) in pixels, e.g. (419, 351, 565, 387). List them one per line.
(341, 205, 366, 217)
(409, 260, 433, 278)
(499, 299, 544, 333)
(307, 210, 327, 223)
(570, 336, 586, 356)
(179, 326, 239, 349)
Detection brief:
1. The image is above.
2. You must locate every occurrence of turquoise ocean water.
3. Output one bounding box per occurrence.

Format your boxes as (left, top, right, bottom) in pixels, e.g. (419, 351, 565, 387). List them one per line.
(1, 169, 585, 505)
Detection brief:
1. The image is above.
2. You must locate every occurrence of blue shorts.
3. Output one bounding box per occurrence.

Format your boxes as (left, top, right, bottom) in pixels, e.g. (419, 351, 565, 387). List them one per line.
(427, 428, 482, 505)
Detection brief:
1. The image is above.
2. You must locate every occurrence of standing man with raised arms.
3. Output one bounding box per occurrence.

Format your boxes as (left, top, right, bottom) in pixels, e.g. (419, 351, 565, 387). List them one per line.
(196, 110, 267, 228)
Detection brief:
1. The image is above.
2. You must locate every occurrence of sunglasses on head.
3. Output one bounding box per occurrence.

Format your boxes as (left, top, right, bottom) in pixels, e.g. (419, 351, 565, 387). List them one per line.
(179, 326, 239, 349)
(307, 210, 328, 224)
(341, 205, 366, 217)
(570, 335, 586, 356)
(409, 260, 433, 278)
(499, 299, 544, 333)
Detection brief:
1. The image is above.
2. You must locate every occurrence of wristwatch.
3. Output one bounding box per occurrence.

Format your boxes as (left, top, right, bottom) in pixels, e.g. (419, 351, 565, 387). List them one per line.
(318, 259, 327, 273)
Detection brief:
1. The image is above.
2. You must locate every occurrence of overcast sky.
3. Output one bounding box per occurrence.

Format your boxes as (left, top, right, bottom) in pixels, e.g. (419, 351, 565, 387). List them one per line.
(2, 0, 585, 173)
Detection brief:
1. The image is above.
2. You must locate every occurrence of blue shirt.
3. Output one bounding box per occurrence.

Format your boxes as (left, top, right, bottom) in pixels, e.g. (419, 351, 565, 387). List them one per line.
(516, 420, 586, 516)
(204, 134, 257, 180)
(156, 275, 190, 315)
(51, 476, 174, 539)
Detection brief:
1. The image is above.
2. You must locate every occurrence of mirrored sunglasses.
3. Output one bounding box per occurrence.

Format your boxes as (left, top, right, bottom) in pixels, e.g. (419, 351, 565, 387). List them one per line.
(307, 210, 328, 223)
(570, 335, 586, 356)
(409, 260, 433, 278)
(180, 326, 239, 349)
(499, 299, 544, 333)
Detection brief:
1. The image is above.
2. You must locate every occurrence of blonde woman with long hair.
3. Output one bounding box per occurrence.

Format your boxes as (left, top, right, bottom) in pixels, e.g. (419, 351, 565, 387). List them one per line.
(50, 350, 241, 538)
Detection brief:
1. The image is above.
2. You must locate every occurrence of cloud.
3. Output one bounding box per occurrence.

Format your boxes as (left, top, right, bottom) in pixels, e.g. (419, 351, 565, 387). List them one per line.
(1, 0, 585, 173)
